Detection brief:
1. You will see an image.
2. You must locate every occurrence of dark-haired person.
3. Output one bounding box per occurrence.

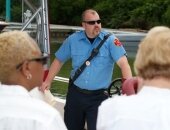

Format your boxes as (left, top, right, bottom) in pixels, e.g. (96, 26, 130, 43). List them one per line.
(0, 31, 67, 130)
(41, 9, 132, 130)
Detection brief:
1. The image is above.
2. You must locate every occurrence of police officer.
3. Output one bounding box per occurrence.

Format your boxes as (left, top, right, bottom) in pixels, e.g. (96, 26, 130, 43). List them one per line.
(41, 9, 132, 130)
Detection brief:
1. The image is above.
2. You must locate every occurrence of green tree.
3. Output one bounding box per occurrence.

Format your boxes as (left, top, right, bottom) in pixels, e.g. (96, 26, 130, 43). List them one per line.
(1, 0, 170, 29)
(130, 0, 169, 29)
(95, 0, 143, 28)
(162, 0, 170, 26)
(0, 0, 6, 20)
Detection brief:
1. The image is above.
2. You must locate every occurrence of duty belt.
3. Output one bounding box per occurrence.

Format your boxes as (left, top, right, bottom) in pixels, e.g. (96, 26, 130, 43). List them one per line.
(72, 83, 108, 95)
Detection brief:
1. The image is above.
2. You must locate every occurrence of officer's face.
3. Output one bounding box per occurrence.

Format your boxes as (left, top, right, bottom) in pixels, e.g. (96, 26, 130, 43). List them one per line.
(82, 12, 101, 38)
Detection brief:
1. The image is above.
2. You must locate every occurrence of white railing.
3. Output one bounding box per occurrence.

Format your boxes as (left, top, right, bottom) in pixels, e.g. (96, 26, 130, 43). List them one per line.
(54, 76, 69, 83)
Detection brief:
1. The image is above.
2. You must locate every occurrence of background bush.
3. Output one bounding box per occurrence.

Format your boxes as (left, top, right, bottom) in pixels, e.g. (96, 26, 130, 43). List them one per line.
(0, 0, 170, 29)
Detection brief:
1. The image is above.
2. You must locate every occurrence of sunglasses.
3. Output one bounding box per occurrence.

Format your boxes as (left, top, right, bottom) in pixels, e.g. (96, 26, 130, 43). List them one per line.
(83, 19, 101, 25)
(16, 55, 49, 69)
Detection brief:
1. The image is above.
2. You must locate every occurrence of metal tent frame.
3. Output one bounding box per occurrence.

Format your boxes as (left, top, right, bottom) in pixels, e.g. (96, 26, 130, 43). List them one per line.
(21, 0, 50, 55)
(21, 0, 50, 79)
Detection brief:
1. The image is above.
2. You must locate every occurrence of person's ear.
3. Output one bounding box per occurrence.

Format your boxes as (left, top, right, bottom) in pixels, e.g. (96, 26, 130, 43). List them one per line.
(82, 22, 85, 28)
(20, 61, 32, 80)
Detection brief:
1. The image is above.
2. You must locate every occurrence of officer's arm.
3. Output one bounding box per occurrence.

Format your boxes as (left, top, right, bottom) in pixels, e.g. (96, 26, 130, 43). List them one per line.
(40, 58, 63, 92)
(116, 55, 132, 79)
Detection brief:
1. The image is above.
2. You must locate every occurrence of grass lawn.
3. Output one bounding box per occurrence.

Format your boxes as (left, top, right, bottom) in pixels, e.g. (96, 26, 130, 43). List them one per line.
(49, 43, 135, 96)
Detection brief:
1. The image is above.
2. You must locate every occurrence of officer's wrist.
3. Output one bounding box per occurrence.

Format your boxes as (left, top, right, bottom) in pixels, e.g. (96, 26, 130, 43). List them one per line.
(121, 78, 126, 83)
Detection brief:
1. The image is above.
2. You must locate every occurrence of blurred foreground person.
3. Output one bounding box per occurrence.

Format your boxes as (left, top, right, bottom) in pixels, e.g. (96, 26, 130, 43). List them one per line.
(0, 31, 67, 130)
(121, 26, 170, 96)
(97, 26, 170, 130)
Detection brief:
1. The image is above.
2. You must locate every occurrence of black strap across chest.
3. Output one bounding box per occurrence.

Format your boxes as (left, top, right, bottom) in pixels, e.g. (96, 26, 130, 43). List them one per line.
(69, 33, 111, 85)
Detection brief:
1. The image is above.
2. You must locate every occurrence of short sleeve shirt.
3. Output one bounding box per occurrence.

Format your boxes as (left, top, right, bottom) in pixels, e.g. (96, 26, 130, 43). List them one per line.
(55, 30, 126, 90)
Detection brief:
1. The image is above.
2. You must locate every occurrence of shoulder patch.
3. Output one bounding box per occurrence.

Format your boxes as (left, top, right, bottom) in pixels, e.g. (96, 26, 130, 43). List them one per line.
(113, 38, 122, 46)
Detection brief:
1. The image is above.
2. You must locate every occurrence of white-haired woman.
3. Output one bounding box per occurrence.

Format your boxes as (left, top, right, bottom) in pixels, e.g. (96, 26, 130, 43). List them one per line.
(0, 31, 67, 130)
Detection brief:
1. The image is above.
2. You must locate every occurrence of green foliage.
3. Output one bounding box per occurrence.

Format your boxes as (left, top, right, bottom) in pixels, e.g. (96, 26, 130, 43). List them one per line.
(0, 0, 6, 19)
(11, 5, 22, 22)
(162, 5, 170, 25)
(2, 0, 170, 29)
(49, 0, 86, 25)
(130, 0, 170, 29)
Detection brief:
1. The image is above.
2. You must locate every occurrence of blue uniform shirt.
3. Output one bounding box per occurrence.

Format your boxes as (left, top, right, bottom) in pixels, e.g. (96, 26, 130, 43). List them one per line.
(55, 30, 126, 90)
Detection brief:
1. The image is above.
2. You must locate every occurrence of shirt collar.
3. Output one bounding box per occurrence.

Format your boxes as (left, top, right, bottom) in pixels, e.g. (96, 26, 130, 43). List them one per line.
(0, 84, 30, 97)
(138, 86, 170, 96)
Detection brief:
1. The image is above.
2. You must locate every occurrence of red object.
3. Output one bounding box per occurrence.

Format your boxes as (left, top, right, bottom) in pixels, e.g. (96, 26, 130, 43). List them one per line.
(43, 69, 49, 81)
(121, 77, 138, 95)
(121, 78, 126, 83)
(114, 38, 122, 46)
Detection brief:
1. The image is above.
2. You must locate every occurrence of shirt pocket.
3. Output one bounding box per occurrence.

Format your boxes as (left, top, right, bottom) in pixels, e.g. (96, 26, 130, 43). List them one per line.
(93, 49, 111, 67)
(71, 49, 88, 67)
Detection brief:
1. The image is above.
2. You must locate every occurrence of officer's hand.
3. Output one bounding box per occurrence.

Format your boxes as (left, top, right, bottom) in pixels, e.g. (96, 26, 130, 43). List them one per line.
(121, 77, 142, 96)
(39, 81, 51, 92)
